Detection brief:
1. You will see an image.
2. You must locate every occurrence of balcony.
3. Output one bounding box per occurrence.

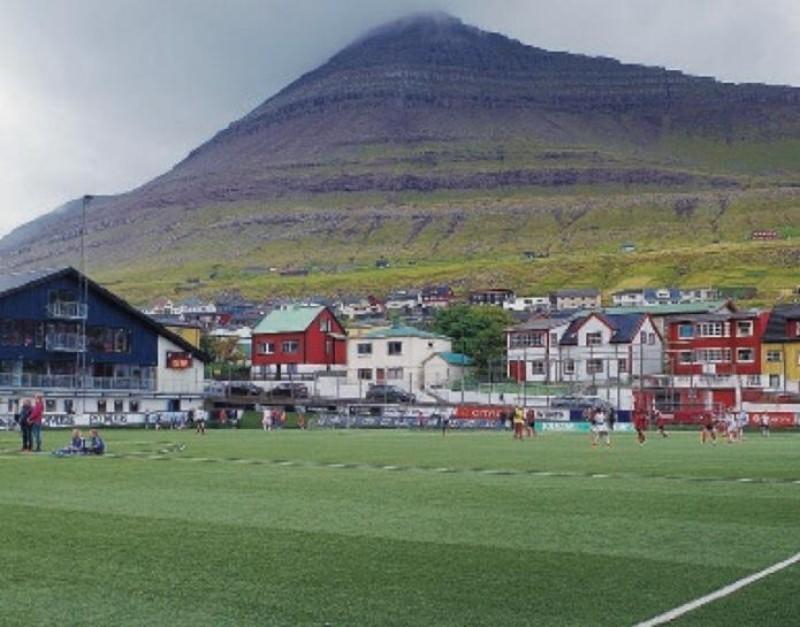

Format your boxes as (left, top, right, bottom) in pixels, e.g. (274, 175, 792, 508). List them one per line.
(45, 332, 87, 352)
(0, 372, 156, 392)
(47, 301, 88, 320)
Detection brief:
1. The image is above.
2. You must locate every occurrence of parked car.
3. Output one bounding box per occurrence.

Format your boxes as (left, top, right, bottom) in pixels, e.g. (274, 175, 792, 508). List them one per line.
(226, 382, 263, 397)
(550, 395, 614, 412)
(267, 382, 309, 399)
(365, 384, 416, 403)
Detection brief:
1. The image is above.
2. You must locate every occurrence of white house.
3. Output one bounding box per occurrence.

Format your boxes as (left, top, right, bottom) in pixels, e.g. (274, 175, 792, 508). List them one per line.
(347, 325, 453, 391)
(503, 296, 551, 313)
(506, 318, 574, 382)
(507, 313, 663, 384)
(422, 352, 474, 388)
(551, 289, 602, 311)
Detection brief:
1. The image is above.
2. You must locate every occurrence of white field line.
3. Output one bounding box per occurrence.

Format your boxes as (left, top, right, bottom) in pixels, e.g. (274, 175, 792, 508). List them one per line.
(635, 551, 800, 627)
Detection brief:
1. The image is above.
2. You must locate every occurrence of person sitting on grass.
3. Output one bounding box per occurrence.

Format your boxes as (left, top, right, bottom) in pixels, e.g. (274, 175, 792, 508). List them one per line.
(52, 429, 85, 456)
(86, 429, 105, 455)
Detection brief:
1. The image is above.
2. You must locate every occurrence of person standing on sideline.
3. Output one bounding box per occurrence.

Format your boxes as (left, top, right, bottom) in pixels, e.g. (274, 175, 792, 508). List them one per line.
(759, 414, 770, 437)
(195, 407, 207, 435)
(19, 398, 33, 452)
(441, 408, 451, 436)
(701, 411, 717, 445)
(262, 407, 272, 432)
(29, 395, 44, 452)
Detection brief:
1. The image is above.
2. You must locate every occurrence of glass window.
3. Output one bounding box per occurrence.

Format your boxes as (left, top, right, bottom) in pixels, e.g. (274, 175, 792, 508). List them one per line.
(114, 400, 124, 413)
(618, 359, 628, 373)
(696, 322, 724, 337)
(281, 340, 299, 354)
(679, 351, 693, 364)
(736, 321, 753, 337)
(357, 368, 373, 380)
(388, 341, 403, 355)
(357, 343, 372, 355)
(766, 351, 782, 363)
(129, 400, 140, 412)
(97, 399, 107, 414)
(45, 399, 56, 412)
(259, 342, 275, 355)
(387, 368, 403, 380)
(587, 359, 604, 374)
(564, 359, 575, 375)
(678, 323, 693, 339)
(530, 361, 545, 375)
(736, 348, 754, 363)
(586, 332, 602, 346)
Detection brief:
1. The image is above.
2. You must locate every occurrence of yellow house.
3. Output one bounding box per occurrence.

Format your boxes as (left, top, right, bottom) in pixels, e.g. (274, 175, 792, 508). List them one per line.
(761, 305, 800, 392)
(164, 323, 203, 349)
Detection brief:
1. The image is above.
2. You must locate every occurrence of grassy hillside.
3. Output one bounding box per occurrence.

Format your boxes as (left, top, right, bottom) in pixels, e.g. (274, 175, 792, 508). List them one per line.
(87, 184, 800, 305)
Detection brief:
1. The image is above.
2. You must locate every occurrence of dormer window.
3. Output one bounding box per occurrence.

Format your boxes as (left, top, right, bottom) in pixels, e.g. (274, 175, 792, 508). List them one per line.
(586, 332, 602, 346)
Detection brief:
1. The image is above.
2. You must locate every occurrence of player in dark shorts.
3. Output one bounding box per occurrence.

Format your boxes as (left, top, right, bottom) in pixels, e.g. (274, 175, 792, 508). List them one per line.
(525, 408, 536, 438)
(441, 410, 450, 436)
(652, 408, 668, 438)
(701, 412, 717, 445)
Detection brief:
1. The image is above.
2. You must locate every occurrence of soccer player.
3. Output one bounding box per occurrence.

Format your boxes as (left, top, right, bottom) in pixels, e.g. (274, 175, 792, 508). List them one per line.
(195, 407, 207, 435)
(759, 414, 770, 437)
(633, 408, 648, 445)
(701, 411, 717, 445)
(592, 408, 611, 447)
(652, 408, 668, 438)
(525, 408, 536, 438)
(512, 406, 525, 440)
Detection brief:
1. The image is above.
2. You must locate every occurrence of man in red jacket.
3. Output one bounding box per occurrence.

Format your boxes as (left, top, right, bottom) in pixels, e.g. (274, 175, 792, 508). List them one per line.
(29, 394, 44, 452)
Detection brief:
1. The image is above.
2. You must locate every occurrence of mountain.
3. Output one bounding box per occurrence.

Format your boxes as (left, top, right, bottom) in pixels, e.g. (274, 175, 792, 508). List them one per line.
(4, 12, 800, 301)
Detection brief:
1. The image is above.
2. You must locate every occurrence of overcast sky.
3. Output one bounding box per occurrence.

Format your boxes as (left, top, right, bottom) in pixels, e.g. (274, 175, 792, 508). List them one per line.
(1, 0, 799, 236)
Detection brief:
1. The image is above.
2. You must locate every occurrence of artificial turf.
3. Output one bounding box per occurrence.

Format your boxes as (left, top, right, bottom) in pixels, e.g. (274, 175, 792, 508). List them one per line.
(0, 428, 798, 626)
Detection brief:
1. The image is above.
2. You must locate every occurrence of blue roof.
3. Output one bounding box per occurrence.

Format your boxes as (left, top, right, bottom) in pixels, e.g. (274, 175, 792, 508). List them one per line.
(560, 313, 646, 346)
(438, 352, 474, 366)
(364, 325, 449, 340)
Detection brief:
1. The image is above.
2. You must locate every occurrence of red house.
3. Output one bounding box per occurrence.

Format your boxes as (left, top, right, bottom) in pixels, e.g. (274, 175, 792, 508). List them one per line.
(655, 310, 770, 416)
(251, 305, 346, 378)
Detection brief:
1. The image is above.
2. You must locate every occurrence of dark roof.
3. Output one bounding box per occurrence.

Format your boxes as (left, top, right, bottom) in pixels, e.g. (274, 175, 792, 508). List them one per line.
(509, 318, 571, 332)
(560, 313, 647, 346)
(553, 288, 600, 298)
(0, 266, 209, 362)
(665, 311, 759, 324)
(763, 304, 800, 342)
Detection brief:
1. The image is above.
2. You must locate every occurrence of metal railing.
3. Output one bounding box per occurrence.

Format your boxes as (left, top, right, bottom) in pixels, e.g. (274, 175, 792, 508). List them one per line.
(0, 373, 156, 391)
(45, 332, 87, 352)
(47, 302, 88, 320)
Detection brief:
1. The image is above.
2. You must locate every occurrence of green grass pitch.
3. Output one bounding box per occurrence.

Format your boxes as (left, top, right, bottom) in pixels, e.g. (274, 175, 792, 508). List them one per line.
(1, 428, 798, 626)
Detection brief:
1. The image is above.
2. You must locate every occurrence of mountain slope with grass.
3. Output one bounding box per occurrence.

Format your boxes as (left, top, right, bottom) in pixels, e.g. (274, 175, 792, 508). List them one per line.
(3, 12, 800, 302)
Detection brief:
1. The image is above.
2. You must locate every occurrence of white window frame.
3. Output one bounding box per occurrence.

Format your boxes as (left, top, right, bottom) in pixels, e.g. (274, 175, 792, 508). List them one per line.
(357, 368, 373, 381)
(766, 350, 782, 363)
(563, 359, 575, 375)
(529, 360, 545, 375)
(259, 342, 275, 355)
(586, 332, 602, 347)
(736, 348, 755, 363)
(736, 320, 753, 337)
(386, 367, 403, 380)
(587, 358, 604, 374)
(696, 322, 724, 337)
